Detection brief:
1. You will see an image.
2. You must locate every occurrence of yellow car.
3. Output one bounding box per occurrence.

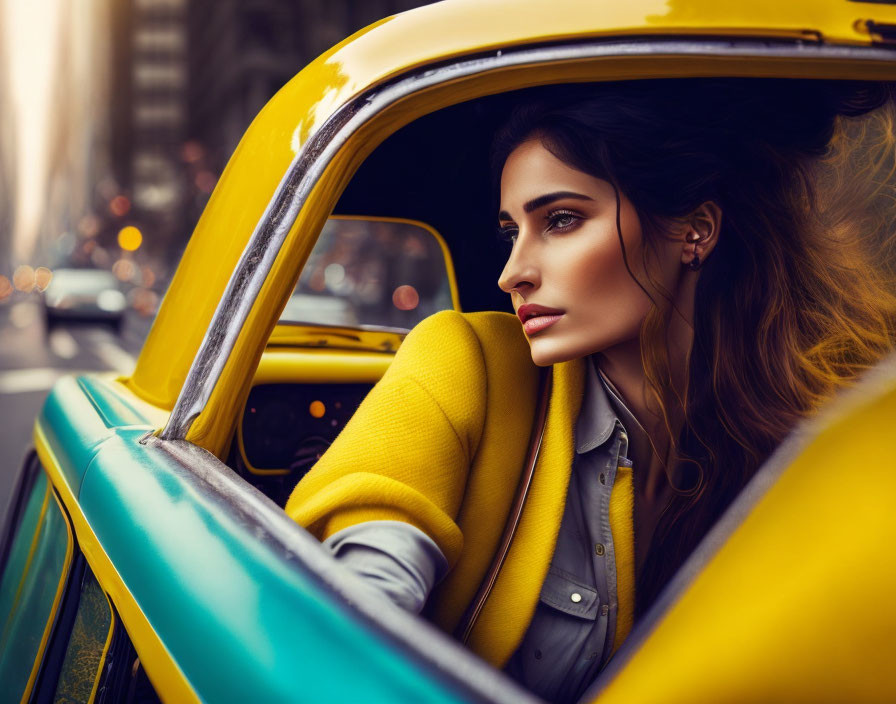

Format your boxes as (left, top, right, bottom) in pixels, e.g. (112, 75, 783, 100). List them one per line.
(2, 1, 895, 702)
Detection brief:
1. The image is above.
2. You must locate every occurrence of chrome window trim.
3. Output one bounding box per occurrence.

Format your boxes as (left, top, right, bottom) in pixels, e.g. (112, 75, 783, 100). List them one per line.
(161, 36, 896, 441)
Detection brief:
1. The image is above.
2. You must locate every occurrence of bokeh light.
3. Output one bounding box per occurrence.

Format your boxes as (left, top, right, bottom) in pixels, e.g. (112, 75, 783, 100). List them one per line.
(34, 266, 53, 291)
(117, 225, 143, 251)
(55, 232, 76, 258)
(13, 265, 35, 292)
(392, 284, 420, 311)
(128, 287, 159, 316)
(181, 140, 205, 163)
(140, 266, 156, 288)
(112, 258, 136, 282)
(78, 214, 101, 238)
(109, 195, 131, 217)
(195, 170, 217, 193)
(309, 400, 325, 418)
(9, 302, 38, 328)
(0, 276, 13, 300)
(91, 246, 111, 268)
(324, 263, 345, 288)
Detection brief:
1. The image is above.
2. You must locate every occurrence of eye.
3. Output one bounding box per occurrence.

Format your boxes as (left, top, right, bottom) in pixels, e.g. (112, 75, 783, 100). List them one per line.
(497, 225, 518, 243)
(545, 209, 582, 232)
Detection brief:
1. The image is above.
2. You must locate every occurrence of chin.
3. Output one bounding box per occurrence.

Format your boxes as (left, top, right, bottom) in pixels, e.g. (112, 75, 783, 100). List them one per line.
(527, 338, 587, 367)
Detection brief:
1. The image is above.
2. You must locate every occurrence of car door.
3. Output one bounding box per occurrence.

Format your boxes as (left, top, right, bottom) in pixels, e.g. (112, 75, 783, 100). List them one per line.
(0, 452, 162, 703)
(0, 452, 74, 703)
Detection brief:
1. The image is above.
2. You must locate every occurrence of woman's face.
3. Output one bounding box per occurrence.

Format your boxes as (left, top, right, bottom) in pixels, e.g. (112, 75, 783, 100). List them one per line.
(497, 139, 681, 366)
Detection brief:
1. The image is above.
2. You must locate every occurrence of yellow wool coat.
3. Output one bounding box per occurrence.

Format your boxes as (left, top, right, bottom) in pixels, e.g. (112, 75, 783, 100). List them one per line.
(285, 309, 635, 668)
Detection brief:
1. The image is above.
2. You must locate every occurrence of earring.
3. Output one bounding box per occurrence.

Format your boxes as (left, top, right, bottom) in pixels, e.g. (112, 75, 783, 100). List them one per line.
(685, 232, 702, 270)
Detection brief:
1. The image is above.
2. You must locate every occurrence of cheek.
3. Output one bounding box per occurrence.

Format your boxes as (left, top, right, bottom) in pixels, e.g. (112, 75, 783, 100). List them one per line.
(525, 213, 659, 365)
(572, 235, 651, 324)
(581, 250, 651, 332)
(549, 228, 654, 357)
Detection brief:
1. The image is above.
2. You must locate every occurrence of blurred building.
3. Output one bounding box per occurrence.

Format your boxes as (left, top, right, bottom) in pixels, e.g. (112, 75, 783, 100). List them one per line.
(0, 10, 15, 275)
(39, 1, 439, 280)
(183, 0, 439, 217)
(102, 0, 440, 272)
(105, 0, 189, 271)
(40, 0, 114, 270)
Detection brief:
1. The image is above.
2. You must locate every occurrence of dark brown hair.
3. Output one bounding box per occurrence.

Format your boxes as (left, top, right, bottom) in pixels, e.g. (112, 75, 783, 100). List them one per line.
(492, 78, 896, 613)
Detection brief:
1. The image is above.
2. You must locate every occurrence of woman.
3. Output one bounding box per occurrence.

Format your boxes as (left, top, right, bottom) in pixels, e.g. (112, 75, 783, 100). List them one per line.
(286, 78, 896, 703)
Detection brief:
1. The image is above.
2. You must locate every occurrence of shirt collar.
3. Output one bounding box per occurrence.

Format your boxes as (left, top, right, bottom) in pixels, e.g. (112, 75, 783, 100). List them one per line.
(575, 355, 619, 454)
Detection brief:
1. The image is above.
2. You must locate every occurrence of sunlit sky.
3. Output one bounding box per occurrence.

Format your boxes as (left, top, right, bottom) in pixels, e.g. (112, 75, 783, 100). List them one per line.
(3, 0, 64, 264)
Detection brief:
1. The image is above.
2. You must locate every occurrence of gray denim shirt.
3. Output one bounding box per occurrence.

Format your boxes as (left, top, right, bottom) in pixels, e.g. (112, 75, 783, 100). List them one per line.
(322, 356, 649, 704)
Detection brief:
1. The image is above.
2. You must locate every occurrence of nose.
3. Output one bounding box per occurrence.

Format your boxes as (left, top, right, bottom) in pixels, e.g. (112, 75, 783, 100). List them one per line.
(497, 236, 539, 295)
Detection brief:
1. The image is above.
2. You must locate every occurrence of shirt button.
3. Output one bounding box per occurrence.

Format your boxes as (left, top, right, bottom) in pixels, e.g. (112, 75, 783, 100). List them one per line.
(595, 543, 605, 556)
(599, 473, 606, 484)
(534, 649, 542, 660)
(570, 592, 582, 603)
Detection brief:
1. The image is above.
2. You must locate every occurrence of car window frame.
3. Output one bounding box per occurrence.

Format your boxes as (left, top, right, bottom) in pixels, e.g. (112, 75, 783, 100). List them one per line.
(160, 36, 896, 447)
(276, 213, 462, 331)
(0, 458, 75, 703)
(0, 450, 42, 577)
(32, 548, 163, 703)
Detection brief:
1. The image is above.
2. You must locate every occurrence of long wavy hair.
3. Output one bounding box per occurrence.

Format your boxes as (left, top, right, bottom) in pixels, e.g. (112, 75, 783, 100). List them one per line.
(491, 78, 896, 613)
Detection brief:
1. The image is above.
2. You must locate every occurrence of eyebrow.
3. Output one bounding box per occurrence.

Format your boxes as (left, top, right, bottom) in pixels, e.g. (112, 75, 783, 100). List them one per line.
(498, 191, 594, 221)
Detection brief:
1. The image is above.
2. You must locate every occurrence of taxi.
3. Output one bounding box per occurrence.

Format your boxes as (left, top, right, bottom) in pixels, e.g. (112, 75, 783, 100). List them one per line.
(2, 1, 896, 701)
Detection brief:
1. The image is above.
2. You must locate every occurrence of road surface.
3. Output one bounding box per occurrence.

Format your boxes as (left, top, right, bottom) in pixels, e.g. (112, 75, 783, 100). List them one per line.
(0, 300, 152, 528)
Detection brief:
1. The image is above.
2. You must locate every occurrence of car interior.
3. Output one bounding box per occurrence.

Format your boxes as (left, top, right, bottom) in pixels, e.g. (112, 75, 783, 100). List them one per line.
(226, 91, 521, 505)
(225, 78, 896, 511)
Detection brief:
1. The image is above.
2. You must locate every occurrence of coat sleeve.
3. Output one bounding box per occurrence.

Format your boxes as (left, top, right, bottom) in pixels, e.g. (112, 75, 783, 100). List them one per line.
(284, 310, 488, 569)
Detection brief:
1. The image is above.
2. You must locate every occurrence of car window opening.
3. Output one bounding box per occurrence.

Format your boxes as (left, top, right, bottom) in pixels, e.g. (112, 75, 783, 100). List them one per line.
(231, 78, 896, 700)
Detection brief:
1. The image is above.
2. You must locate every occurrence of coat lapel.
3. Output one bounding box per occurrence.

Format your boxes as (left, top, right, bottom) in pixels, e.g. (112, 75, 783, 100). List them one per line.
(467, 356, 586, 667)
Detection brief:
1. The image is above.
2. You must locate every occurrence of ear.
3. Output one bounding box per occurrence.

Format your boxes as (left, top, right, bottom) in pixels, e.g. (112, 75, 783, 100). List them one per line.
(680, 201, 722, 269)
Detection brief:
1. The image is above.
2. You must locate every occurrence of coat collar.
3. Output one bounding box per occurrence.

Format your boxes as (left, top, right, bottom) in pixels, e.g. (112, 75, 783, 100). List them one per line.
(575, 355, 619, 454)
(575, 356, 654, 488)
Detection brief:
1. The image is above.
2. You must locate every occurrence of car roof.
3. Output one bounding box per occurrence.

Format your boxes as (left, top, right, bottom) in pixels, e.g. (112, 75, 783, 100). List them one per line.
(126, 0, 896, 434)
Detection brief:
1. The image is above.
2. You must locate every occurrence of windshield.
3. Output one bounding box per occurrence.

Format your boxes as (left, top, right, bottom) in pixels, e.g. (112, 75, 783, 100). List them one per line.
(280, 217, 455, 331)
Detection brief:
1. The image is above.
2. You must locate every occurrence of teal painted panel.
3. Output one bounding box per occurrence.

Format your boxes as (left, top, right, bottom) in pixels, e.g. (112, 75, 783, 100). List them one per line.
(80, 431, 472, 704)
(0, 478, 71, 704)
(0, 470, 48, 634)
(76, 375, 150, 429)
(39, 375, 116, 496)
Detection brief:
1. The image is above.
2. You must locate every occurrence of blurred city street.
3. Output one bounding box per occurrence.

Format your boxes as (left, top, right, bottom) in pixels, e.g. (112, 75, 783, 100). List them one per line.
(0, 302, 151, 522)
(0, 0, 435, 529)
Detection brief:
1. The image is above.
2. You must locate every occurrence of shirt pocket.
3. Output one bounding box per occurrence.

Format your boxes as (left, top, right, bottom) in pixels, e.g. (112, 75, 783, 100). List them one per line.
(538, 565, 600, 620)
(512, 565, 608, 698)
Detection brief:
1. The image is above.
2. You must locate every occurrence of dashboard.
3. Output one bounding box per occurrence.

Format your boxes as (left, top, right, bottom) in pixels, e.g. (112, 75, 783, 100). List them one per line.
(234, 381, 375, 506)
(231, 336, 397, 505)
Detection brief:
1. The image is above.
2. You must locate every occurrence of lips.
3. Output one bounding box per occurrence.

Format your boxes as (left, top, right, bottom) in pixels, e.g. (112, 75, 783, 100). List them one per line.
(517, 303, 565, 335)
